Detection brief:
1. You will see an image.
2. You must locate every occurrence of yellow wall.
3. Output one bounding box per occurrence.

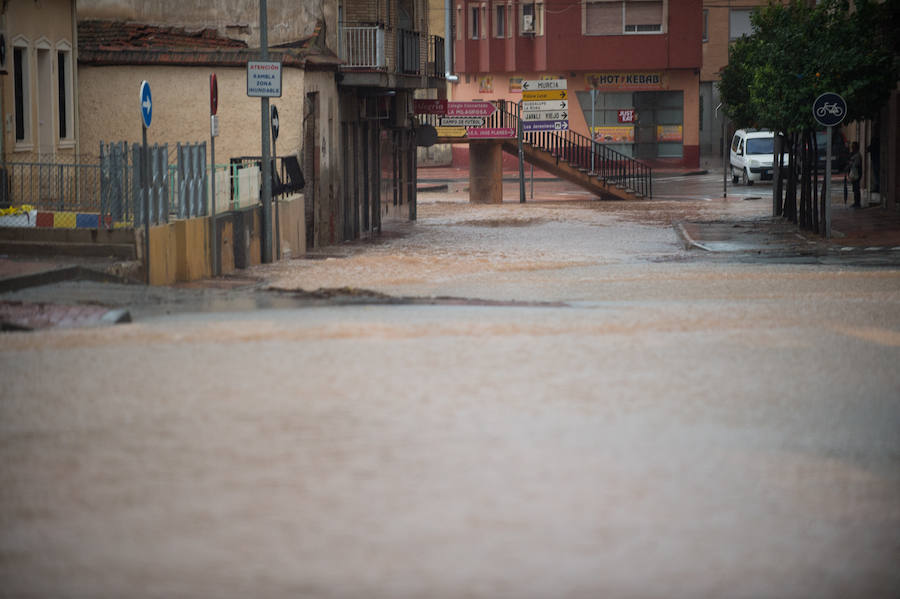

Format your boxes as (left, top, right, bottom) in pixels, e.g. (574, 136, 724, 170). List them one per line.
(277, 195, 306, 260)
(174, 217, 211, 282)
(78, 65, 305, 163)
(147, 222, 177, 285)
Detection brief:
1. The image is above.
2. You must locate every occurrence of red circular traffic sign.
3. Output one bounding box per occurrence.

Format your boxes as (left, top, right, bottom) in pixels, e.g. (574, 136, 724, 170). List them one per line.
(210, 74, 218, 115)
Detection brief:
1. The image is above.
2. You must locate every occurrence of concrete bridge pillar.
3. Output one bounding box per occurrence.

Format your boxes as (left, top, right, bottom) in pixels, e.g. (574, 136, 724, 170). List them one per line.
(468, 141, 503, 204)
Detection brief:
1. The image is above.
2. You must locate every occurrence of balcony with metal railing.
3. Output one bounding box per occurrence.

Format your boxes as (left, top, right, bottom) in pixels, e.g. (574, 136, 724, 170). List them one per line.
(339, 23, 386, 69)
(338, 22, 445, 85)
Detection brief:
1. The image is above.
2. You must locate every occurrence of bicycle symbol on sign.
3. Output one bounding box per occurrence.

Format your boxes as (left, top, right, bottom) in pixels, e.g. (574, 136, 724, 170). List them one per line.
(816, 102, 844, 118)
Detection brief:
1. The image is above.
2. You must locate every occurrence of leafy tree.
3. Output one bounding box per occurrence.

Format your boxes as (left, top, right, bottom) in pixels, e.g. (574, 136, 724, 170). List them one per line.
(718, 0, 899, 232)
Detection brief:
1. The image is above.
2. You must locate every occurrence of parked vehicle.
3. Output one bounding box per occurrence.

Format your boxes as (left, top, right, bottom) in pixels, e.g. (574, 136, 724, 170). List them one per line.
(814, 130, 849, 173)
(730, 129, 787, 185)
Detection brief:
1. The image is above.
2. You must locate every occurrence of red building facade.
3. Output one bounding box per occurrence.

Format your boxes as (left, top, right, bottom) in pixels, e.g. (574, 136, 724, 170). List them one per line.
(452, 1, 702, 167)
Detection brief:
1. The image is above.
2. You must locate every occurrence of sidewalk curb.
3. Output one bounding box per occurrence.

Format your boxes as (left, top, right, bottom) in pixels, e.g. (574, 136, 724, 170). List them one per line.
(674, 222, 712, 252)
(0, 265, 136, 293)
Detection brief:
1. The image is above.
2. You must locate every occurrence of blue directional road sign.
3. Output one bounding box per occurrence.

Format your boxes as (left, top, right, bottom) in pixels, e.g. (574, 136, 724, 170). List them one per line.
(140, 80, 152, 128)
(522, 120, 569, 132)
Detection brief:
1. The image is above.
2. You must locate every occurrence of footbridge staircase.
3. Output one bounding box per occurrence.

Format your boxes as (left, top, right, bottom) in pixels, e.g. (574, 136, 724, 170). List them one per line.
(422, 102, 652, 201)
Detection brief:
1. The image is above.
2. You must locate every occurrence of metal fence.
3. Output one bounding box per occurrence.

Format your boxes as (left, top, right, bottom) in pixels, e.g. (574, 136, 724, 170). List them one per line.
(0, 143, 301, 230)
(175, 143, 207, 220)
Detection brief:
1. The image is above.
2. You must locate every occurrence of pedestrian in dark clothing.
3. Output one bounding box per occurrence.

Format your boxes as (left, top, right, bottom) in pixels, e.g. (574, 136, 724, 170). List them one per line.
(867, 135, 880, 193)
(847, 141, 862, 207)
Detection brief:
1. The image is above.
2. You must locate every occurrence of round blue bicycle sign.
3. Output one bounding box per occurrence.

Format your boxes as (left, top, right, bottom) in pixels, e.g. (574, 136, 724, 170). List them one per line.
(813, 92, 846, 127)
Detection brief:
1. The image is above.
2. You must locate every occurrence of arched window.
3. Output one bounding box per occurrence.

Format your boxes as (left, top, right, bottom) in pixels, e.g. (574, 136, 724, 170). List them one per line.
(56, 41, 74, 143)
(12, 36, 31, 146)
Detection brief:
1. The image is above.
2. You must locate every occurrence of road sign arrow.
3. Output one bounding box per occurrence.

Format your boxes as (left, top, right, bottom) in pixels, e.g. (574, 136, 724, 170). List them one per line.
(139, 80, 152, 128)
(447, 102, 496, 117)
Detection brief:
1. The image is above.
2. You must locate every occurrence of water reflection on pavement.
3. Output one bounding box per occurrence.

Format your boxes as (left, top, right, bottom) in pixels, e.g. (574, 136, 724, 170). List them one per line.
(2, 176, 899, 599)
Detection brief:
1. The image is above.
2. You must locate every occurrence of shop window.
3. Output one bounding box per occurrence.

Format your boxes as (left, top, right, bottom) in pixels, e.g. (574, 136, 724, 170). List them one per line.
(729, 9, 753, 40)
(584, 1, 664, 35)
(576, 89, 683, 159)
(13, 39, 31, 146)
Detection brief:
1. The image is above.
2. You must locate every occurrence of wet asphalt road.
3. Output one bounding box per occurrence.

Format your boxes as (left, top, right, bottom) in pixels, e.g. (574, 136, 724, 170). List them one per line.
(2, 174, 899, 598)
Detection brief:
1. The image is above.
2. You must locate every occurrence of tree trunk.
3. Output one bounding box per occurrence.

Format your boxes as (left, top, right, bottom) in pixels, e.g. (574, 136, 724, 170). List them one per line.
(785, 133, 798, 223)
(774, 133, 785, 216)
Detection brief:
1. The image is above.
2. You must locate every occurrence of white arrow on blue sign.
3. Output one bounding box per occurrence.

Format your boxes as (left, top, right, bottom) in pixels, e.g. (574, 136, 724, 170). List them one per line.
(140, 80, 152, 128)
(271, 105, 280, 141)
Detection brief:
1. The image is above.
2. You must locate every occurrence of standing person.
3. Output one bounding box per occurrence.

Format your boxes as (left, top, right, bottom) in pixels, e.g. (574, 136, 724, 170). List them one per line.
(847, 141, 862, 208)
(867, 134, 880, 194)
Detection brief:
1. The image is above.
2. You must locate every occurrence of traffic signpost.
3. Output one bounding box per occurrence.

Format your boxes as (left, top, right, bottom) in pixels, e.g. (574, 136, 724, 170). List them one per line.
(256, 0, 274, 263)
(522, 79, 566, 91)
(414, 100, 499, 138)
(446, 102, 496, 117)
(521, 99, 568, 112)
(246, 61, 283, 98)
(518, 89, 567, 101)
(522, 110, 568, 122)
(439, 116, 485, 127)
(270, 104, 281, 258)
(209, 74, 219, 276)
(466, 127, 515, 139)
(813, 92, 847, 239)
(139, 80, 151, 283)
(521, 79, 569, 133)
(518, 79, 570, 201)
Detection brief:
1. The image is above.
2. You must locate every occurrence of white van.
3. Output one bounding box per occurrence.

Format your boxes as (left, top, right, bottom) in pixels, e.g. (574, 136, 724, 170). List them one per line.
(730, 129, 786, 185)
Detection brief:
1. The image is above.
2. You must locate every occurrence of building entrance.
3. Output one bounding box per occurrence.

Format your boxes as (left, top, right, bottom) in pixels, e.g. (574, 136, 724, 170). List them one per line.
(577, 90, 684, 161)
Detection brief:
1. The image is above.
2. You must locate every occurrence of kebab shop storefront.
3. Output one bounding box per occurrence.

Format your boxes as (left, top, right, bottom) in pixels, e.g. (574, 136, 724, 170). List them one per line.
(573, 70, 699, 168)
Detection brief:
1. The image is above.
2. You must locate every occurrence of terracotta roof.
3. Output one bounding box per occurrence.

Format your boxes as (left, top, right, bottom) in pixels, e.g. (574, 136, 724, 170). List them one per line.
(79, 20, 247, 51)
(77, 20, 339, 69)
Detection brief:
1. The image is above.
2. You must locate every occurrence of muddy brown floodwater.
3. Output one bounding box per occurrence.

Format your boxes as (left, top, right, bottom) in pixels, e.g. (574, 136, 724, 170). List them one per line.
(2, 180, 900, 598)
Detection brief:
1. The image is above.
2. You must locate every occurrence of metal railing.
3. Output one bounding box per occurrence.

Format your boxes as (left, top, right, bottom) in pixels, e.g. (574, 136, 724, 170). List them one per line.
(339, 23, 385, 69)
(398, 28, 421, 74)
(0, 142, 281, 229)
(2, 161, 101, 213)
(428, 35, 446, 78)
(418, 102, 652, 199)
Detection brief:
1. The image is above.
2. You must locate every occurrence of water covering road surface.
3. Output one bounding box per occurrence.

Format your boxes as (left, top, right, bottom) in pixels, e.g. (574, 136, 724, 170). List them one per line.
(2, 176, 899, 598)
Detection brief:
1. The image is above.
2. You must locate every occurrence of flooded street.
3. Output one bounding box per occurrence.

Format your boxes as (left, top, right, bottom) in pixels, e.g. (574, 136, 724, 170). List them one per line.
(2, 175, 900, 598)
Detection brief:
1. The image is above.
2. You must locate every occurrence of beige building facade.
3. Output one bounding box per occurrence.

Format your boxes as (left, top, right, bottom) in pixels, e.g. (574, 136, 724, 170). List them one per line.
(699, 0, 771, 161)
(77, 0, 338, 51)
(1, 0, 80, 164)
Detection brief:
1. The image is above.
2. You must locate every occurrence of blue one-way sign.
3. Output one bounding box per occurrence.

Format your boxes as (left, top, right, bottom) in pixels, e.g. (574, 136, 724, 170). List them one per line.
(140, 80, 152, 128)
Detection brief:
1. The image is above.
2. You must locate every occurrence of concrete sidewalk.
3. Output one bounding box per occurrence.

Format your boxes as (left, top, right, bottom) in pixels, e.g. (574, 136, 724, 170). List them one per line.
(0, 256, 137, 293)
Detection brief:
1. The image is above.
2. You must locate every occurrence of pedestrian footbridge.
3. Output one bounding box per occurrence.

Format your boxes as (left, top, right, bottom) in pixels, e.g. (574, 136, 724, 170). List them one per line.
(419, 103, 652, 203)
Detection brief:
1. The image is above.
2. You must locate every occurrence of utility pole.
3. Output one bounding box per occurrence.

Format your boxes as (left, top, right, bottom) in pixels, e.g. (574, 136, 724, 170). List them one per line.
(259, 0, 273, 263)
